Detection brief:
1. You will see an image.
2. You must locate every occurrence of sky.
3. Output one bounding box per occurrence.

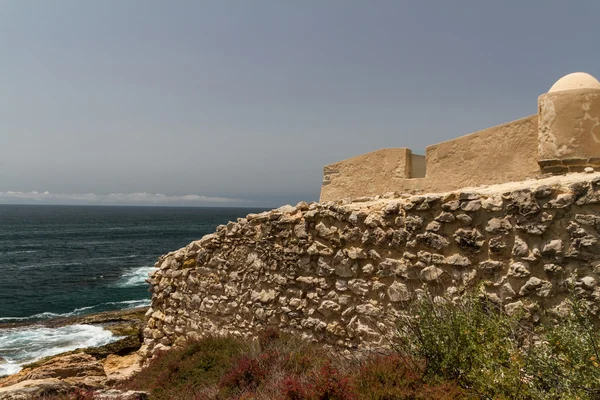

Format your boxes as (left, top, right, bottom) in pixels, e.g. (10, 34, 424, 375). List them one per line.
(2, 1, 600, 207)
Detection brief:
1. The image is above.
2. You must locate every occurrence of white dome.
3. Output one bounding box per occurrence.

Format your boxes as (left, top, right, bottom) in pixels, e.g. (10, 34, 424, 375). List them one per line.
(548, 72, 600, 93)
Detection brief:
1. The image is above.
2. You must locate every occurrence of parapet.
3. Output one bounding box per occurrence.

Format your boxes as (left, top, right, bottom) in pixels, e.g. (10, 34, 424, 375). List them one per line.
(321, 148, 425, 201)
(320, 72, 600, 202)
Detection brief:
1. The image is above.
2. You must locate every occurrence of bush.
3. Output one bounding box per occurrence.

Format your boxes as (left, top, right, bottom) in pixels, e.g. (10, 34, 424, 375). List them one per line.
(122, 336, 247, 400)
(258, 326, 281, 350)
(395, 288, 600, 399)
(525, 293, 600, 399)
(115, 292, 600, 399)
(115, 327, 470, 399)
(353, 354, 466, 400)
(280, 375, 310, 400)
(397, 293, 526, 398)
(310, 361, 356, 400)
(219, 355, 268, 393)
(37, 388, 98, 400)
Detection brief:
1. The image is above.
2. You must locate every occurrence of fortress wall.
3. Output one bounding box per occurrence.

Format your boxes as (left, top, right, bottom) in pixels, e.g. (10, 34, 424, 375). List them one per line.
(144, 174, 600, 352)
(320, 148, 415, 202)
(320, 116, 540, 202)
(318, 73, 600, 202)
(423, 115, 540, 192)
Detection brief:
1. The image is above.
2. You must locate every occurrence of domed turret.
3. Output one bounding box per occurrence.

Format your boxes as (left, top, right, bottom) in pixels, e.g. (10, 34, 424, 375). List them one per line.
(538, 72, 600, 173)
(548, 72, 600, 93)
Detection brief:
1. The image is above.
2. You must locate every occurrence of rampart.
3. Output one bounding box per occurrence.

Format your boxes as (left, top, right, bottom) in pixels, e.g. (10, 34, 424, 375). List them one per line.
(321, 72, 600, 202)
(144, 174, 600, 352)
(142, 72, 600, 356)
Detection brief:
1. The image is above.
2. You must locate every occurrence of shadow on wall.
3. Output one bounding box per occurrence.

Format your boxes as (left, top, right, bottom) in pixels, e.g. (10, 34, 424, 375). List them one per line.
(410, 153, 426, 178)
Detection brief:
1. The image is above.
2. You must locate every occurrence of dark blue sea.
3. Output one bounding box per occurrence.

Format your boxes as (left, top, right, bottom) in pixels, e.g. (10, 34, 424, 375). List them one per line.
(0, 205, 264, 376)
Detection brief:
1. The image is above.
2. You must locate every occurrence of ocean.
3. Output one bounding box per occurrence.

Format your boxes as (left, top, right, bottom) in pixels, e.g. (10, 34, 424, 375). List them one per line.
(0, 205, 264, 376)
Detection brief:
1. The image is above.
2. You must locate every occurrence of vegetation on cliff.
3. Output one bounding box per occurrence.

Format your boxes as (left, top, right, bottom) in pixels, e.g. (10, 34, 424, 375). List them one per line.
(120, 330, 466, 400)
(35, 289, 599, 399)
(397, 290, 600, 399)
(125, 293, 598, 399)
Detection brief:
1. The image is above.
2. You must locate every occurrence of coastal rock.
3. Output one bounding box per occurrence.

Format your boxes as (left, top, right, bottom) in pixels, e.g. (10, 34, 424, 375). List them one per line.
(95, 389, 149, 400)
(85, 335, 142, 359)
(0, 308, 148, 398)
(0, 378, 70, 400)
(22, 353, 106, 381)
(103, 353, 143, 383)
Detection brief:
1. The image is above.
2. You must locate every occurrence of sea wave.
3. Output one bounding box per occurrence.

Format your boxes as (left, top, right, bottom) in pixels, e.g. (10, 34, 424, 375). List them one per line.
(102, 299, 151, 308)
(94, 254, 140, 260)
(115, 265, 155, 288)
(0, 299, 151, 323)
(2, 250, 39, 255)
(14, 254, 144, 271)
(17, 261, 84, 270)
(0, 324, 118, 377)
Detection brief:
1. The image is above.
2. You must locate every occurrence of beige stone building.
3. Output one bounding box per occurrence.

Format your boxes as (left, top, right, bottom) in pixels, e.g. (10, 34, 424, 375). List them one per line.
(320, 72, 600, 202)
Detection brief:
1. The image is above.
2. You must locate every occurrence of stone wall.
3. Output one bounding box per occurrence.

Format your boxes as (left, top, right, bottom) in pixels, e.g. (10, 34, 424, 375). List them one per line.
(424, 115, 539, 192)
(320, 148, 419, 201)
(144, 174, 600, 353)
(320, 115, 540, 202)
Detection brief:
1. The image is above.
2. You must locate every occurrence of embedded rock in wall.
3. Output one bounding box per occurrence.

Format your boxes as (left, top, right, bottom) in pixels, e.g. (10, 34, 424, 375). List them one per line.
(144, 174, 600, 353)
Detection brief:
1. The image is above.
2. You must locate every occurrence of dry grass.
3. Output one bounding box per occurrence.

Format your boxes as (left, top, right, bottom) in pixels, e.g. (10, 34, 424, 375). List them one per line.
(116, 328, 466, 400)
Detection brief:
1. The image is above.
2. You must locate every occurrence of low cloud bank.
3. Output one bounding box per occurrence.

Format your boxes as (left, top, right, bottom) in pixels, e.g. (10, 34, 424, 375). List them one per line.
(0, 191, 251, 207)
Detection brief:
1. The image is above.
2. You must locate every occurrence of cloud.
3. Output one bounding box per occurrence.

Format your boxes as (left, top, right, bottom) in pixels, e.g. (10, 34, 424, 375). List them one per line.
(0, 191, 249, 206)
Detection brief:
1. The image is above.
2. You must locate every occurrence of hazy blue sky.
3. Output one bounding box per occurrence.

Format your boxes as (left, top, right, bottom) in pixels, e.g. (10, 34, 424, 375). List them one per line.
(2, 1, 600, 207)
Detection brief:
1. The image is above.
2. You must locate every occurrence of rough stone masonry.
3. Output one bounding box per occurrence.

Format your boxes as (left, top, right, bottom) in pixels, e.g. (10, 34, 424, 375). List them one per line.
(143, 173, 600, 354)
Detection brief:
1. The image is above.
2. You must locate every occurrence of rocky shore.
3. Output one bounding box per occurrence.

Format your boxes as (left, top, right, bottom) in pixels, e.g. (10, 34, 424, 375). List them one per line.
(0, 307, 150, 400)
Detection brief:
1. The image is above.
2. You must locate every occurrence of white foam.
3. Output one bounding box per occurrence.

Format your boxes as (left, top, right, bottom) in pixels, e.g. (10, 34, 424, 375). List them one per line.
(72, 305, 97, 314)
(0, 324, 118, 377)
(104, 299, 151, 308)
(115, 265, 155, 287)
(0, 312, 69, 322)
(0, 362, 21, 376)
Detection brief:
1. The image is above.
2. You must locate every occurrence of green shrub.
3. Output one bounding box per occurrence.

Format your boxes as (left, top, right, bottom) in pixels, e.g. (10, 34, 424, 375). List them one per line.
(394, 288, 600, 399)
(396, 293, 526, 398)
(525, 293, 600, 399)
